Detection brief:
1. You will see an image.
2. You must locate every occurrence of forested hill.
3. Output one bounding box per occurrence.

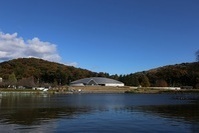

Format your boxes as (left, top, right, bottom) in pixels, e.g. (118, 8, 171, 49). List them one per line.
(119, 62, 199, 88)
(0, 58, 98, 85)
(0, 58, 198, 88)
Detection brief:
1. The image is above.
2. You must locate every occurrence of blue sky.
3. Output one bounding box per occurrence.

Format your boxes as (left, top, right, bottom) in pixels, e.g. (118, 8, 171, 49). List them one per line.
(0, 0, 198, 75)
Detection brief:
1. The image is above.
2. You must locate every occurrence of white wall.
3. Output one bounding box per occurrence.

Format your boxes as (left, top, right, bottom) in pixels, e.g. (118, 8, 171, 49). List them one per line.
(148, 87, 181, 90)
(105, 83, 124, 87)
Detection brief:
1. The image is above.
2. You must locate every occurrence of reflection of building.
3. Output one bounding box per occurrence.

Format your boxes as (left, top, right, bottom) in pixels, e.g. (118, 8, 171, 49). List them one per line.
(70, 77, 124, 87)
(0, 77, 2, 82)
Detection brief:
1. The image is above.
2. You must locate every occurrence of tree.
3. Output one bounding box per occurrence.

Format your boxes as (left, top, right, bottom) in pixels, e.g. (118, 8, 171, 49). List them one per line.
(97, 72, 109, 77)
(18, 76, 35, 88)
(195, 77, 199, 89)
(140, 75, 150, 87)
(196, 50, 199, 62)
(8, 72, 17, 85)
(155, 79, 168, 87)
(129, 75, 140, 86)
(195, 83, 199, 89)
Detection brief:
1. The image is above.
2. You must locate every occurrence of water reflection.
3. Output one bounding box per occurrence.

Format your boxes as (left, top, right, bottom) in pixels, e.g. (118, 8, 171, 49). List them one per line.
(122, 104, 199, 122)
(0, 93, 199, 133)
(0, 94, 93, 125)
(121, 100, 199, 133)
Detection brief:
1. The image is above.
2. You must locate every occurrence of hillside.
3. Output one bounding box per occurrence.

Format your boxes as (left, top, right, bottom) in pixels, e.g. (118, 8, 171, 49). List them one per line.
(0, 58, 98, 86)
(119, 62, 199, 88)
(147, 62, 199, 87)
(0, 58, 198, 88)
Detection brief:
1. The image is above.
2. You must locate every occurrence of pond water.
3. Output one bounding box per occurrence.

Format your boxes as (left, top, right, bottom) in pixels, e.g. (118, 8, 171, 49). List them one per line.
(0, 93, 199, 133)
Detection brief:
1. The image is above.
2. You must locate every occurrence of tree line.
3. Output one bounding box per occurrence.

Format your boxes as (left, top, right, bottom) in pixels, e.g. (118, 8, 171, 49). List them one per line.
(118, 62, 199, 88)
(0, 58, 97, 88)
(0, 58, 199, 89)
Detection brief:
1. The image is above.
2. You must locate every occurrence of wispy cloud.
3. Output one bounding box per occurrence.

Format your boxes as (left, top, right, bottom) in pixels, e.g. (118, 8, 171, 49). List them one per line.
(0, 32, 61, 62)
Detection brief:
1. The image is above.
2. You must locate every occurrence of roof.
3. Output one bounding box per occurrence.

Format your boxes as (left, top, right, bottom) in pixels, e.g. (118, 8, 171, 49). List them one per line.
(70, 77, 124, 85)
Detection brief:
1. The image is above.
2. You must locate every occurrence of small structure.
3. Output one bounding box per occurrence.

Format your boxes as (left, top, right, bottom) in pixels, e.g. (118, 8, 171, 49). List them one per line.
(32, 87, 49, 91)
(0, 77, 2, 82)
(149, 87, 181, 90)
(70, 77, 124, 87)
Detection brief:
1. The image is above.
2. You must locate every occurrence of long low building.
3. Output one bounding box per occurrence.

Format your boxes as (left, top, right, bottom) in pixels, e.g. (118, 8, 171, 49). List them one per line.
(70, 77, 124, 87)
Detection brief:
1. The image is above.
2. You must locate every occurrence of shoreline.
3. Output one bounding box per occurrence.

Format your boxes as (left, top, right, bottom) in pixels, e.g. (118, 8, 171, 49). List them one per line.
(0, 87, 199, 94)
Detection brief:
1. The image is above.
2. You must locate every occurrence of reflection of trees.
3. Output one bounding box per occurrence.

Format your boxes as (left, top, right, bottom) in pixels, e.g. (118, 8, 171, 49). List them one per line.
(138, 104, 199, 122)
(1, 107, 91, 125)
(125, 103, 199, 132)
(0, 94, 92, 125)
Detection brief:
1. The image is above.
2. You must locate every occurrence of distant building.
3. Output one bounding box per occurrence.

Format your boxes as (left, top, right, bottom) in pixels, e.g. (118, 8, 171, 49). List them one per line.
(0, 77, 2, 82)
(70, 77, 124, 87)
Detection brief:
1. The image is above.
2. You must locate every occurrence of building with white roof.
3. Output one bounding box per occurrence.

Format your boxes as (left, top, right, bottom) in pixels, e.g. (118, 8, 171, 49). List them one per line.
(70, 77, 124, 87)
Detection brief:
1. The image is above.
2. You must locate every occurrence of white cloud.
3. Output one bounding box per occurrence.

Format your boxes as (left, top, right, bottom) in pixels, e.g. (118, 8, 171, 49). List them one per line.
(0, 32, 61, 62)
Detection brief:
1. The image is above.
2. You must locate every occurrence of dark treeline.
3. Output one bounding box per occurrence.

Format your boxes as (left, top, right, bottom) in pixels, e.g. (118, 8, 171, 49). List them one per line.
(119, 62, 199, 88)
(0, 58, 98, 87)
(0, 58, 199, 88)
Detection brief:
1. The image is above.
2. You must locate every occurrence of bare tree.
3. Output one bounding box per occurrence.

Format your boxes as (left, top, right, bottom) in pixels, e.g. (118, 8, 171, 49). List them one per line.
(196, 50, 199, 62)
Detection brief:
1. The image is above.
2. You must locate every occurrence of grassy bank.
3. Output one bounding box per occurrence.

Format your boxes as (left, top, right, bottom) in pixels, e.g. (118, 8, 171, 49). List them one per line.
(1, 87, 199, 94)
(125, 88, 199, 94)
(0, 88, 69, 94)
(68, 86, 132, 93)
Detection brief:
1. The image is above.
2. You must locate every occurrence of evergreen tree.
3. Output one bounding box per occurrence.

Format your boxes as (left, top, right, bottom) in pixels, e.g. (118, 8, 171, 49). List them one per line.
(129, 75, 140, 86)
(140, 75, 150, 87)
(132, 76, 140, 86)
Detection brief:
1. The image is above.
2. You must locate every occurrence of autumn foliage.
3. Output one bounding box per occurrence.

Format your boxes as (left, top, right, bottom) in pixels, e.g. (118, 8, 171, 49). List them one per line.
(0, 58, 97, 87)
(0, 58, 199, 88)
(119, 62, 199, 88)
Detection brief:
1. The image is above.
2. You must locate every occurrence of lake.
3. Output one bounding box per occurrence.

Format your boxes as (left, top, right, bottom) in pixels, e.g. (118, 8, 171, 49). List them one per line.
(0, 93, 199, 133)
